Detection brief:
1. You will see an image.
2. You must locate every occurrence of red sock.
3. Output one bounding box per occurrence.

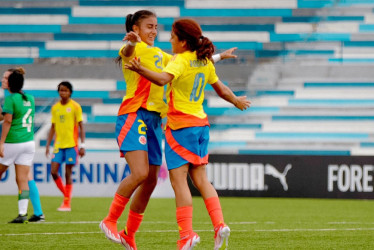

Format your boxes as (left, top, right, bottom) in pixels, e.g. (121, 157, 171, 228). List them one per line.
(64, 184, 73, 205)
(176, 206, 193, 239)
(105, 193, 129, 222)
(54, 176, 65, 195)
(204, 197, 224, 228)
(125, 210, 144, 238)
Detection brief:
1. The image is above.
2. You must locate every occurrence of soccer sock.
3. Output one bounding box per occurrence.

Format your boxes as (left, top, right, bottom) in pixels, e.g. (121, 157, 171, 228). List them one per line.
(65, 184, 73, 205)
(125, 210, 144, 238)
(204, 196, 224, 228)
(28, 180, 43, 216)
(18, 190, 30, 215)
(105, 193, 129, 222)
(176, 206, 193, 239)
(54, 176, 66, 196)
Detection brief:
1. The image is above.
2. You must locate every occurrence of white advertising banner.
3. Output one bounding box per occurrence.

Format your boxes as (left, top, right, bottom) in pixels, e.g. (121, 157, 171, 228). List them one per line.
(0, 152, 174, 198)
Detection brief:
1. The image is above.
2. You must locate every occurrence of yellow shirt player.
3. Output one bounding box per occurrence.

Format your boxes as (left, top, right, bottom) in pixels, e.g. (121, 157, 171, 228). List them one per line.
(46, 81, 86, 212)
(124, 18, 250, 250)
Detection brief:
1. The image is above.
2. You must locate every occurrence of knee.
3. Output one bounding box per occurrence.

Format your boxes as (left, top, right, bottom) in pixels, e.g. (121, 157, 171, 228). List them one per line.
(190, 176, 207, 191)
(50, 171, 59, 180)
(132, 169, 149, 184)
(146, 173, 158, 189)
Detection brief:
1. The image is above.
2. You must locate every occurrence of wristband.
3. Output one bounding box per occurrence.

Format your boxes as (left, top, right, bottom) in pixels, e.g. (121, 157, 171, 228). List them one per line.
(127, 41, 137, 46)
(80, 143, 86, 149)
(212, 54, 221, 63)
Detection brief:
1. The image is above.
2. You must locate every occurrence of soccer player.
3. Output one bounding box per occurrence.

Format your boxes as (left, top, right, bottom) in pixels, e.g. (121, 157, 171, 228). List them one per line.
(99, 10, 238, 249)
(46, 81, 86, 212)
(0, 67, 44, 223)
(125, 18, 251, 250)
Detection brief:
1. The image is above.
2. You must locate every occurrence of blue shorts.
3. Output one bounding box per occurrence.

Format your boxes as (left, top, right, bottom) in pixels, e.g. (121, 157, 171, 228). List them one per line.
(52, 147, 78, 165)
(116, 108, 162, 166)
(165, 126, 209, 170)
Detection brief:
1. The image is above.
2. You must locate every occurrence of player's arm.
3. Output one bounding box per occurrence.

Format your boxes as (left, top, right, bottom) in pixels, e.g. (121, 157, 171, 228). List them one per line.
(120, 31, 141, 57)
(0, 113, 12, 157)
(211, 47, 238, 64)
(45, 123, 55, 157)
(78, 121, 86, 158)
(0, 107, 3, 121)
(211, 80, 251, 111)
(125, 57, 174, 86)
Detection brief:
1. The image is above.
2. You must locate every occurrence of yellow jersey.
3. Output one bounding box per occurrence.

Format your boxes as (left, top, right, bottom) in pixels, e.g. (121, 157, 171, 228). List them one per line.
(163, 51, 219, 130)
(51, 99, 83, 149)
(118, 41, 172, 117)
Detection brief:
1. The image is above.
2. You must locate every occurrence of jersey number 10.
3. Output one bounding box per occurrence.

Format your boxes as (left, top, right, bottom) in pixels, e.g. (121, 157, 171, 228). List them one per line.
(190, 73, 205, 102)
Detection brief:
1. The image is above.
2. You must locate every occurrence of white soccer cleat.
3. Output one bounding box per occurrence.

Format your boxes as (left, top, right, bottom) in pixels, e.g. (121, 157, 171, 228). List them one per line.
(214, 224, 230, 250)
(99, 220, 121, 244)
(178, 232, 200, 250)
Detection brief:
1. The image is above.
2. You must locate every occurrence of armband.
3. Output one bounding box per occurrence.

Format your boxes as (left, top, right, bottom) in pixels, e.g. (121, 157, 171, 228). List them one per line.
(128, 41, 137, 47)
(212, 54, 221, 63)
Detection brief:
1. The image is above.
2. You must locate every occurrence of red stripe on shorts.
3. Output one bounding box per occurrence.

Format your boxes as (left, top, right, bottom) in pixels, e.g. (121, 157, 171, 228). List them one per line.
(165, 128, 208, 166)
(117, 113, 137, 149)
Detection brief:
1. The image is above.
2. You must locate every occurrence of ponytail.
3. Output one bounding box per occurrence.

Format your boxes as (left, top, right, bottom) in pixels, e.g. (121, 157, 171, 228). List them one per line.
(172, 19, 215, 63)
(196, 35, 215, 63)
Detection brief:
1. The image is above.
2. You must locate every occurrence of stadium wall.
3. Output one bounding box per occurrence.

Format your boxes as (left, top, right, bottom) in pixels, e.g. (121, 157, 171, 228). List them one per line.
(0, 152, 373, 199)
(189, 154, 374, 199)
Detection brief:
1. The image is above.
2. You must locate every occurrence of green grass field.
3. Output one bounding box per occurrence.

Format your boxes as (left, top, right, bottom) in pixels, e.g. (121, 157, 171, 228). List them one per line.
(0, 196, 373, 249)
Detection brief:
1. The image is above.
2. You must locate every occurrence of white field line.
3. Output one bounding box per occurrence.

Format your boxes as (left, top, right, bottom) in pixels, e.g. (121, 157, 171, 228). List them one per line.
(1, 220, 374, 236)
(255, 228, 374, 232)
(2, 228, 374, 237)
(6, 221, 261, 225)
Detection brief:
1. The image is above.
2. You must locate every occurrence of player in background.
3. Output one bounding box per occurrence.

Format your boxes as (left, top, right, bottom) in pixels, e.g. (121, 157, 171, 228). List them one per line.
(99, 10, 238, 249)
(125, 18, 251, 250)
(0, 67, 44, 223)
(46, 81, 86, 212)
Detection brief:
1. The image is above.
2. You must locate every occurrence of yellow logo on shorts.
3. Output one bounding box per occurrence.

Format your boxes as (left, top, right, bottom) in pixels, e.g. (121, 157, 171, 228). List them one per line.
(68, 157, 73, 162)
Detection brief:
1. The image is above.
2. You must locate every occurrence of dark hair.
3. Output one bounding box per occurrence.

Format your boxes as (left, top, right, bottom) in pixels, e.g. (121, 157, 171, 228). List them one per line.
(115, 10, 156, 65)
(58, 81, 73, 94)
(172, 18, 215, 63)
(8, 67, 27, 101)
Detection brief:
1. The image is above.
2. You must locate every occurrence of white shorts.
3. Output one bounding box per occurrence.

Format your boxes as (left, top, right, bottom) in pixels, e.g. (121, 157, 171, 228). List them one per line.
(0, 141, 35, 167)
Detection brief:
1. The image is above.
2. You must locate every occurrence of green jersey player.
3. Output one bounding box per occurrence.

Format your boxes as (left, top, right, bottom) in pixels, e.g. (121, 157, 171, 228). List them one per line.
(0, 67, 44, 223)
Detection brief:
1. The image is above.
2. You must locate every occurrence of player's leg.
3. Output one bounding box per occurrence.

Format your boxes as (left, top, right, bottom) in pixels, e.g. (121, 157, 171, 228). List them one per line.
(101, 150, 149, 245)
(28, 171, 45, 222)
(189, 125, 230, 250)
(57, 147, 77, 211)
(51, 148, 65, 196)
(0, 163, 9, 180)
(165, 127, 203, 249)
(120, 110, 164, 247)
(10, 164, 30, 223)
(121, 164, 160, 247)
(17, 140, 45, 221)
(169, 165, 200, 250)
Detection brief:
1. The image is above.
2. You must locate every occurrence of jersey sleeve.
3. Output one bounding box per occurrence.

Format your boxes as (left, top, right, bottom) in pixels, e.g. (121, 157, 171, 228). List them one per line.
(2, 96, 14, 115)
(51, 105, 56, 123)
(163, 54, 186, 79)
(162, 51, 173, 66)
(75, 104, 83, 123)
(207, 61, 219, 84)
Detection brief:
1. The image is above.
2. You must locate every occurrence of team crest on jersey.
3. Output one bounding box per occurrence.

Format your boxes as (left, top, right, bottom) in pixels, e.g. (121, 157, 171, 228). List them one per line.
(139, 135, 147, 145)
